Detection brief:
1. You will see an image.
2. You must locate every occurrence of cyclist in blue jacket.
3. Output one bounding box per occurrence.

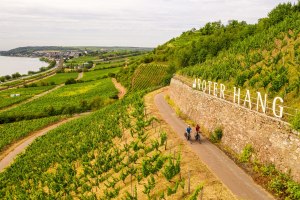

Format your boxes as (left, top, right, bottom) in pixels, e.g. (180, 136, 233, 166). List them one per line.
(186, 125, 192, 141)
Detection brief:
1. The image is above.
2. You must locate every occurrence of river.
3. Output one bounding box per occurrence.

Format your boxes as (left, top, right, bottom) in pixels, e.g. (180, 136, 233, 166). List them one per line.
(0, 56, 47, 77)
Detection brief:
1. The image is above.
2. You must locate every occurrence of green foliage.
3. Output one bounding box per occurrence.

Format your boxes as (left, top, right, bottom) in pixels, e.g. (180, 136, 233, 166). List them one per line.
(160, 132, 167, 146)
(65, 78, 77, 85)
(143, 175, 156, 198)
(0, 85, 54, 109)
(162, 154, 181, 181)
(187, 184, 204, 200)
(0, 78, 118, 123)
(239, 144, 254, 163)
(0, 116, 63, 151)
(36, 72, 78, 86)
(291, 112, 300, 131)
(81, 67, 121, 82)
(209, 127, 223, 143)
(130, 64, 170, 91)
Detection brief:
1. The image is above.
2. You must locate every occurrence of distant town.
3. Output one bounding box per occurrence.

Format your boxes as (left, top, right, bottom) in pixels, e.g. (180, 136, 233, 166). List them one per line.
(0, 46, 152, 60)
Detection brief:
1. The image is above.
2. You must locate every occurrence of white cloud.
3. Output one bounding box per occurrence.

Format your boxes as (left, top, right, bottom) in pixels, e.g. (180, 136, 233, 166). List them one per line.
(0, 0, 298, 50)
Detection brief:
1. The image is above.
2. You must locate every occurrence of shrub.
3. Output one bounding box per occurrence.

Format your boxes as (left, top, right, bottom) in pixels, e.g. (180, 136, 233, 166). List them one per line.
(291, 112, 300, 131)
(65, 78, 77, 85)
(44, 105, 56, 116)
(239, 144, 253, 163)
(210, 127, 223, 143)
(90, 96, 104, 110)
(40, 81, 49, 86)
(109, 94, 119, 100)
(28, 83, 38, 87)
(108, 72, 116, 78)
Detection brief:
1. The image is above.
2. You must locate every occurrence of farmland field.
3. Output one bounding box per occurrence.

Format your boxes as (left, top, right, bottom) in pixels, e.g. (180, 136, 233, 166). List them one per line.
(0, 78, 118, 121)
(35, 72, 78, 85)
(93, 60, 124, 70)
(0, 85, 55, 109)
(81, 67, 121, 81)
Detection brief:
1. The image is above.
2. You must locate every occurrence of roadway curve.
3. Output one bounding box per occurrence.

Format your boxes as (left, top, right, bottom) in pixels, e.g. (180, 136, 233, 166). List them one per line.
(154, 91, 274, 200)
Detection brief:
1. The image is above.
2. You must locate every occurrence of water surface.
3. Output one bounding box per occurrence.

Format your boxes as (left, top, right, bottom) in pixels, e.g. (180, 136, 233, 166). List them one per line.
(0, 56, 47, 76)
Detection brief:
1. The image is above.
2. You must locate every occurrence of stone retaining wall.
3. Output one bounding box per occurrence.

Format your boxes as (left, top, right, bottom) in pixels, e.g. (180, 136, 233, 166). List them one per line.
(169, 78, 300, 182)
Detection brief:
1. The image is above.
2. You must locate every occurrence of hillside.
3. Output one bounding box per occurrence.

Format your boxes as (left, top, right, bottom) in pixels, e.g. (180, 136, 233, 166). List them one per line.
(0, 2, 300, 199)
(143, 2, 300, 130)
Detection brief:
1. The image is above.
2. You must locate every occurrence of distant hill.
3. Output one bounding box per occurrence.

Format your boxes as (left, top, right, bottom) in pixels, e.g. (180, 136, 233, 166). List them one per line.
(0, 46, 80, 56)
(0, 46, 153, 56)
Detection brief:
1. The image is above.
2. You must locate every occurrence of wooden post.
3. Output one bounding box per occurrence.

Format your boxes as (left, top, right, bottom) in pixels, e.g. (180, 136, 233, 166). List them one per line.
(165, 138, 167, 150)
(200, 186, 204, 200)
(131, 174, 133, 196)
(188, 169, 191, 194)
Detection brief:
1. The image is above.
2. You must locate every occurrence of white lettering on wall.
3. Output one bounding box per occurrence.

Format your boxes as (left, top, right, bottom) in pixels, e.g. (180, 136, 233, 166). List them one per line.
(197, 79, 201, 89)
(208, 81, 212, 95)
(213, 82, 218, 96)
(191, 78, 285, 119)
(220, 84, 226, 99)
(193, 79, 197, 88)
(202, 80, 206, 92)
(244, 90, 252, 109)
(256, 92, 267, 113)
(272, 97, 284, 118)
(233, 87, 241, 105)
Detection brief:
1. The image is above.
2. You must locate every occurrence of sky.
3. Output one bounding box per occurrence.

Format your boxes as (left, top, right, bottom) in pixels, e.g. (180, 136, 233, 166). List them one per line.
(0, 0, 298, 50)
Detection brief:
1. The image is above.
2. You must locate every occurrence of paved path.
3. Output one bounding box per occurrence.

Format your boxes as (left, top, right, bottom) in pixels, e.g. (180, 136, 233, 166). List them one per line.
(0, 112, 90, 172)
(154, 92, 274, 200)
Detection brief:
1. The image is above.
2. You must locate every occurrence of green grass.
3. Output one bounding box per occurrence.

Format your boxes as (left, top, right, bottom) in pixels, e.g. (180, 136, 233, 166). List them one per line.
(81, 67, 121, 81)
(0, 116, 63, 152)
(0, 85, 55, 109)
(36, 72, 78, 85)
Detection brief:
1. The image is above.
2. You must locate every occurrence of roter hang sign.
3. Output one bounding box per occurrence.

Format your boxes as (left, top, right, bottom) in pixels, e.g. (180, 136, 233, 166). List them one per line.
(192, 79, 284, 118)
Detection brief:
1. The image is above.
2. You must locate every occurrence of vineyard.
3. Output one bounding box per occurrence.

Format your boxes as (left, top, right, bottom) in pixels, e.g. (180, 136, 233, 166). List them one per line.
(0, 115, 64, 152)
(131, 64, 169, 91)
(93, 60, 125, 70)
(35, 72, 79, 86)
(81, 67, 121, 82)
(0, 91, 234, 199)
(0, 78, 118, 123)
(0, 85, 55, 109)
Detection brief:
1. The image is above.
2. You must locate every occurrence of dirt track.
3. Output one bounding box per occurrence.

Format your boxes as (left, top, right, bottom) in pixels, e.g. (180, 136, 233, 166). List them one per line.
(112, 78, 126, 99)
(154, 90, 274, 200)
(0, 113, 90, 172)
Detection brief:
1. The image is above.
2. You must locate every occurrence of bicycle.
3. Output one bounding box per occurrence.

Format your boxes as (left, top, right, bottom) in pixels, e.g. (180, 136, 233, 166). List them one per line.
(184, 131, 192, 143)
(195, 131, 201, 143)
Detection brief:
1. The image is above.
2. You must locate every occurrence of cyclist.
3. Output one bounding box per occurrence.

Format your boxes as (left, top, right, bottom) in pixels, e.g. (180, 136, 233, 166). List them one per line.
(195, 124, 200, 142)
(186, 125, 192, 141)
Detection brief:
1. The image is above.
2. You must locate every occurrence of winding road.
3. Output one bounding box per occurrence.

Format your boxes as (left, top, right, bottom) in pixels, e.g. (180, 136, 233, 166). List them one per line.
(154, 91, 274, 200)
